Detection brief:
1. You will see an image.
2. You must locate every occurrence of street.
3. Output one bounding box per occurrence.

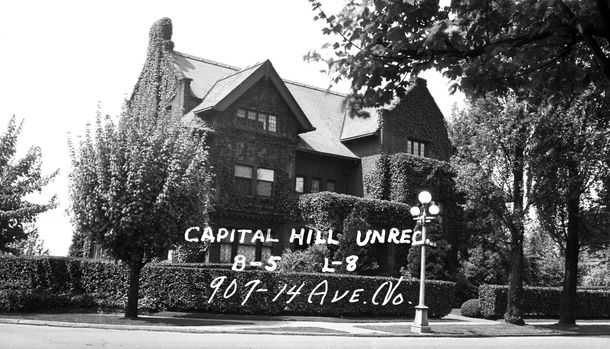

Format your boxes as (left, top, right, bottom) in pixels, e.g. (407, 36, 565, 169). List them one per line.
(1, 324, 609, 349)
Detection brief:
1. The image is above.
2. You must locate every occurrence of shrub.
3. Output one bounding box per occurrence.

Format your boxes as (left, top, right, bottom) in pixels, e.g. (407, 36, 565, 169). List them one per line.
(139, 267, 455, 317)
(404, 224, 451, 281)
(293, 192, 413, 274)
(276, 245, 329, 273)
(334, 206, 379, 275)
(294, 192, 413, 232)
(582, 265, 610, 287)
(479, 284, 610, 319)
(460, 298, 482, 318)
(171, 242, 210, 263)
(0, 255, 456, 317)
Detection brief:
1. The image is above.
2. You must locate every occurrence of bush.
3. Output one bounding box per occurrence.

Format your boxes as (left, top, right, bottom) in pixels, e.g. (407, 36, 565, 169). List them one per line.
(171, 242, 210, 263)
(405, 224, 451, 281)
(293, 192, 413, 274)
(460, 298, 482, 318)
(276, 245, 329, 273)
(479, 284, 610, 319)
(334, 206, 379, 275)
(582, 265, 610, 287)
(0, 255, 456, 317)
(294, 192, 413, 232)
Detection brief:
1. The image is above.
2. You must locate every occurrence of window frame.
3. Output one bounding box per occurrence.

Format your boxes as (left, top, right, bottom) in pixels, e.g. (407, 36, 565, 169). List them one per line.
(234, 163, 275, 197)
(407, 139, 427, 157)
(326, 180, 336, 193)
(235, 108, 278, 133)
(295, 175, 305, 194)
(233, 164, 254, 196)
(256, 168, 275, 197)
(311, 178, 321, 193)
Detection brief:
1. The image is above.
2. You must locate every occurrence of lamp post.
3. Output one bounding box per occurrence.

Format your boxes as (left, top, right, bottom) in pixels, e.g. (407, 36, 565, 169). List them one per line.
(410, 190, 440, 334)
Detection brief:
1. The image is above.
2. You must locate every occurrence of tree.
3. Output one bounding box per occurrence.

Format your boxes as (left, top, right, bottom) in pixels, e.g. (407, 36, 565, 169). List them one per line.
(0, 116, 57, 254)
(530, 86, 610, 325)
(69, 17, 213, 319)
(307, 0, 610, 106)
(69, 112, 213, 319)
(450, 94, 536, 324)
(8, 226, 50, 256)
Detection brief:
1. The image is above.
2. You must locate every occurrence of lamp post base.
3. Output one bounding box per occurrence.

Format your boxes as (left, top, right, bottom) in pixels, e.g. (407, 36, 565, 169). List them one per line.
(411, 305, 431, 333)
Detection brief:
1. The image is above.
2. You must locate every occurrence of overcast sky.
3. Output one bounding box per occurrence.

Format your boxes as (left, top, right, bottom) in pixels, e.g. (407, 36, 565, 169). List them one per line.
(0, 0, 464, 256)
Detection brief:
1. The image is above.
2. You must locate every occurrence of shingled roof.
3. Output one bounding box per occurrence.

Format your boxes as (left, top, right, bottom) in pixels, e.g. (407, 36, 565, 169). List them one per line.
(173, 51, 368, 159)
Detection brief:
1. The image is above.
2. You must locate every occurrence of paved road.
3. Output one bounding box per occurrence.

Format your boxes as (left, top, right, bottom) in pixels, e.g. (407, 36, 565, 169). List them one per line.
(1, 324, 609, 349)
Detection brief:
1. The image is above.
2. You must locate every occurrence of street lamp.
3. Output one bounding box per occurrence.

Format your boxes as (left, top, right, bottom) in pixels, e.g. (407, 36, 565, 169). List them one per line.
(410, 190, 440, 334)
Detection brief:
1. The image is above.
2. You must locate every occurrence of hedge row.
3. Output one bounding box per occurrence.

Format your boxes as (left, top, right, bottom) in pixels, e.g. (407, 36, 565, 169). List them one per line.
(479, 284, 610, 319)
(293, 192, 414, 234)
(0, 256, 455, 317)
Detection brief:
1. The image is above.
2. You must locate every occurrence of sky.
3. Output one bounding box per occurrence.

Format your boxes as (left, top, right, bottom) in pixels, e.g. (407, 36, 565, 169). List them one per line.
(0, 0, 464, 256)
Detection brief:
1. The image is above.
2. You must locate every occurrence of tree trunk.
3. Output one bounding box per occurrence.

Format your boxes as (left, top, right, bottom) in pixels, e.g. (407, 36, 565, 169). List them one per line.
(505, 128, 526, 326)
(124, 262, 143, 319)
(505, 232, 525, 325)
(559, 170, 581, 325)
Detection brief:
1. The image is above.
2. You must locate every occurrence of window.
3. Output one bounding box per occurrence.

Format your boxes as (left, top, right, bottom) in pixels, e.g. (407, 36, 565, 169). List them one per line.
(327, 180, 336, 192)
(247, 110, 258, 129)
(295, 176, 304, 193)
(237, 244, 257, 261)
(258, 113, 267, 130)
(236, 108, 277, 133)
(256, 168, 274, 197)
(234, 165, 253, 195)
(311, 178, 321, 193)
(268, 115, 277, 132)
(407, 140, 426, 157)
(219, 243, 232, 263)
(234, 165, 275, 197)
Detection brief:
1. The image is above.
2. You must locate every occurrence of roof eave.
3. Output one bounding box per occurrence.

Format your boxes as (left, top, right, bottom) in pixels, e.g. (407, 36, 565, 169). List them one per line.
(296, 148, 360, 161)
(340, 130, 379, 142)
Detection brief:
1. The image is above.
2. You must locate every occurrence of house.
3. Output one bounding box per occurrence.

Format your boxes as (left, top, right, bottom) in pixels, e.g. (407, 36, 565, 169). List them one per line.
(126, 18, 453, 265)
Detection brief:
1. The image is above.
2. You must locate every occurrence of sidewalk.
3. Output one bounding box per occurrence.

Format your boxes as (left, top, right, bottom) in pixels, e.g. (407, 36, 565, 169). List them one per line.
(0, 311, 609, 337)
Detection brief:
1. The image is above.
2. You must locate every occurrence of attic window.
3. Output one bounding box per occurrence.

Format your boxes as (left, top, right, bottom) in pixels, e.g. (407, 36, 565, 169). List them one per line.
(407, 140, 426, 157)
(236, 108, 277, 133)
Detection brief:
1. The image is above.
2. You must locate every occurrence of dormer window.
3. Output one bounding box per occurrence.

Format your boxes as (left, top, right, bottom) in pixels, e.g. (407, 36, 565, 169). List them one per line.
(407, 139, 426, 157)
(236, 108, 277, 133)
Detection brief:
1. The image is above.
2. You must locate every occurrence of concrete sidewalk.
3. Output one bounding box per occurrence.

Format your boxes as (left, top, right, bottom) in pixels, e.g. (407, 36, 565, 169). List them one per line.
(1, 312, 609, 337)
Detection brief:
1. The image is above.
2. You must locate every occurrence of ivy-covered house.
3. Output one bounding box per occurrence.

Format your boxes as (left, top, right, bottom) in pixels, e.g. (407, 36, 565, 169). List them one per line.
(92, 18, 453, 266)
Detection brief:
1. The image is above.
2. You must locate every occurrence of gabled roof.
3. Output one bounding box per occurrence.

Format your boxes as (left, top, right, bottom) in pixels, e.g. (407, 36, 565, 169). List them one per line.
(188, 59, 314, 133)
(173, 52, 376, 159)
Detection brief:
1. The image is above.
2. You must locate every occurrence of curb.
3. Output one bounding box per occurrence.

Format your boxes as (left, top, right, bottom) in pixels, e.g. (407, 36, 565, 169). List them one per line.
(1, 317, 609, 338)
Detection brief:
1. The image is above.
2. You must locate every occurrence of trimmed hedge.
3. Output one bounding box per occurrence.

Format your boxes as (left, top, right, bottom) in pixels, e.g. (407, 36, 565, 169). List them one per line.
(460, 298, 482, 318)
(479, 284, 610, 319)
(293, 192, 414, 232)
(0, 256, 455, 317)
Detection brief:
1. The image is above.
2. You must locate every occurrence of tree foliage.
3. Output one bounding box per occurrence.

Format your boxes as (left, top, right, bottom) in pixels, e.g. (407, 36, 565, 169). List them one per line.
(307, 0, 610, 107)
(0, 116, 57, 254)
(450, 94, 535, 324)
(529, 86, 610, 324)
(531, 87, 610, 250)
(68, 111, 213, 317)
(8, 226, 50, 257)
(69, 112, 212, 264)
